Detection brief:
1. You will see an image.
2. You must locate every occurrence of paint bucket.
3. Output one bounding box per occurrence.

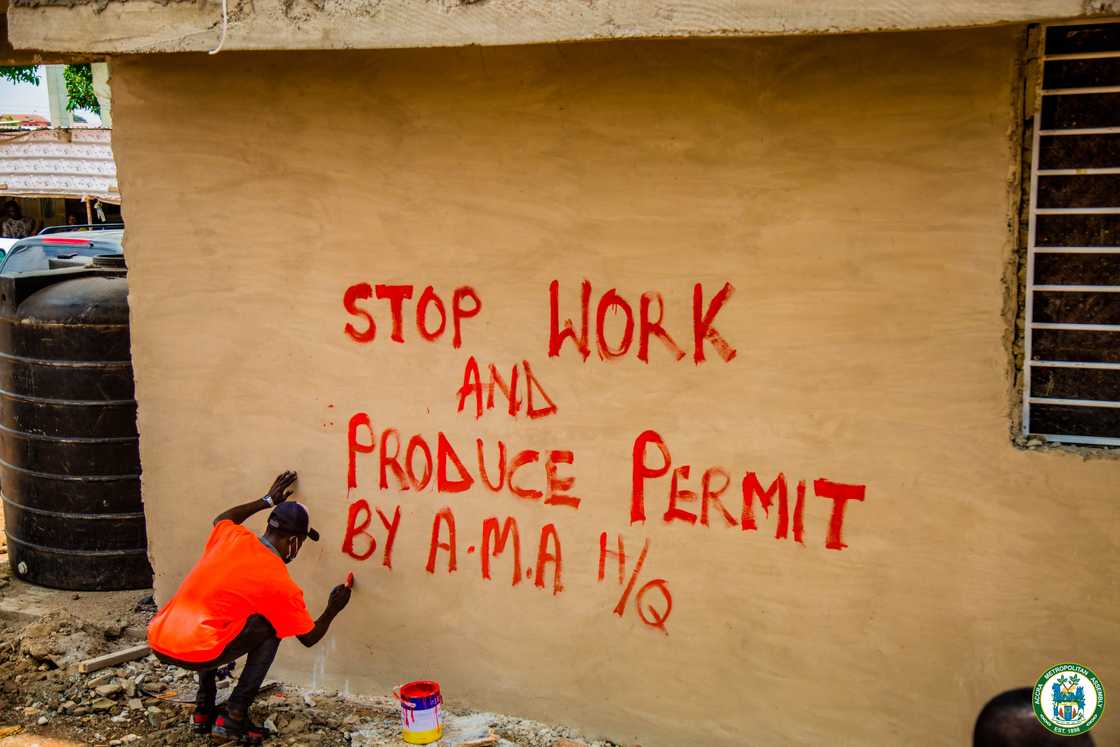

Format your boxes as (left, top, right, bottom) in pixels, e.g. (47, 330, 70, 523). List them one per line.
(393, 680, 443, 744)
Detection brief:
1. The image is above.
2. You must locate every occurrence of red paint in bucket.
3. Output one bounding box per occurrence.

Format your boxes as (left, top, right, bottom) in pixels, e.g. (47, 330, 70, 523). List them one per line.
(401, 681, 439, 699)
(393, 680, 443, 744)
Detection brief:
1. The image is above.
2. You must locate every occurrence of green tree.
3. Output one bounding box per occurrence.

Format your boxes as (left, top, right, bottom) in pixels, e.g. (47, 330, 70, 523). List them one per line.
(63, 64, 99, 113)
(0, 64, 101, 114)
(0, 65, 39, 86)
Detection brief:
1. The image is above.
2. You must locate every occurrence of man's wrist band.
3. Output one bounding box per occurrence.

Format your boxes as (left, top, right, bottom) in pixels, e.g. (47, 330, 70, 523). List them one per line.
(262, 495, 274, 507)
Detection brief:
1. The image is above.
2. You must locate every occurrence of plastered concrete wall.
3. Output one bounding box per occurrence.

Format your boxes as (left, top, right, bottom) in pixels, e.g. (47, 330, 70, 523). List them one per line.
(8, 0, 1120, 53)
(112, 27, 1120, 746)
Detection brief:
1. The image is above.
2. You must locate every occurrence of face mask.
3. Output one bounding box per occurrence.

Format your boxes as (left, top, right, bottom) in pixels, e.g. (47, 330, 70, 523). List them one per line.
(285, 538, 298, 563)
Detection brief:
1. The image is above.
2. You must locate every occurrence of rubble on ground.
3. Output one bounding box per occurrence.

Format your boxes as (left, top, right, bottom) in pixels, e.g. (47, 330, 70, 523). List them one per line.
(0, 583, 622, 747)
(16, 610, 120, 669)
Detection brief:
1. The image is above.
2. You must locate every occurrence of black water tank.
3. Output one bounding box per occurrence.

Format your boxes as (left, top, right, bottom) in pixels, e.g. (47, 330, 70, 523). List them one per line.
(0, 269, 151, 590)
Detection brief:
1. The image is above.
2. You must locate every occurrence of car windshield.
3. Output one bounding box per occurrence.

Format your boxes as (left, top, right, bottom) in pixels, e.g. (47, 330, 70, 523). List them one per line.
(2, 242, 120, 275)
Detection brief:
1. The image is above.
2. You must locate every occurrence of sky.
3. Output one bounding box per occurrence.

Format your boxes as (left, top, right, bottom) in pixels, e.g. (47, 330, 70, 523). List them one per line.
(0, 66, 103, 126)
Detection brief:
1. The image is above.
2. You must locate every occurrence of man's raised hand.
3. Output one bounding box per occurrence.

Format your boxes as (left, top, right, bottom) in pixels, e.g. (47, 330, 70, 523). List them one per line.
(214, 469, 297, 526)
(267, 470, 298, 504)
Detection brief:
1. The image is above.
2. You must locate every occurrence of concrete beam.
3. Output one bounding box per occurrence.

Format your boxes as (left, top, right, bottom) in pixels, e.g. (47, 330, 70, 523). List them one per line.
(2, 0, 102, 62)
(7, 0, 1120, 54)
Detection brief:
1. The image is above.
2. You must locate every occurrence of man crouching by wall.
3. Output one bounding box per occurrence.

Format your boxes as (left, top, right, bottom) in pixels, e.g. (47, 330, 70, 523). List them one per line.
(148, 471, 352, 744)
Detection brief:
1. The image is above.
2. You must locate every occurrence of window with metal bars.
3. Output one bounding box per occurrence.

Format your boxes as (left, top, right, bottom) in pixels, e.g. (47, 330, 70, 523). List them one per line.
(1023, 19, 1120, 447)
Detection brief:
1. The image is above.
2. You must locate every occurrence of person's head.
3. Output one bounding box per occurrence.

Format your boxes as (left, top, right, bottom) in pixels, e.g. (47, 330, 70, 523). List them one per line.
(66, 214, 79, 225)
(974, 688, 1095, 747)
(263, 502, 319, 564)
(4, 201, 20, 219)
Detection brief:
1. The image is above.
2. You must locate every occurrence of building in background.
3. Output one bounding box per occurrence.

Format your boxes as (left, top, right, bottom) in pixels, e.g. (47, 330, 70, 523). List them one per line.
(0, 62, 118, 234)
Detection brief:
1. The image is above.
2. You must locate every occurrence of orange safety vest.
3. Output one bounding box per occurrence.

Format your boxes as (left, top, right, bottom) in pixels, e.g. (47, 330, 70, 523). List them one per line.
(148, 520, 314, 663)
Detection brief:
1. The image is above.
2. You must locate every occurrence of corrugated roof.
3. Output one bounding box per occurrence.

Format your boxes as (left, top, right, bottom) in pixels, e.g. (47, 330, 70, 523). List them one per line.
(0, 128, 119, 203)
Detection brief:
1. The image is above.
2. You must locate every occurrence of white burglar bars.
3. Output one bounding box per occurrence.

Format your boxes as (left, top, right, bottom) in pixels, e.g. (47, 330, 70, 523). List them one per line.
(1024, 20, 1120, 446)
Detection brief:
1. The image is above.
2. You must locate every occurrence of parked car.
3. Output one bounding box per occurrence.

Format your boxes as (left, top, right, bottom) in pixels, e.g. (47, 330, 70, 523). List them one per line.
(0, 225, 123, 275)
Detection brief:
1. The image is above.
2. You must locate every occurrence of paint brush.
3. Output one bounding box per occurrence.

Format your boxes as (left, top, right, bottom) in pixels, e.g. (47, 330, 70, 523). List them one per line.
(345, 571, 354, 589)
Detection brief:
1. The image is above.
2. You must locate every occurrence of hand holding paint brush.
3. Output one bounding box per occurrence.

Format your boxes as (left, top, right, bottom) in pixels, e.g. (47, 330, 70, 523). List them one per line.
(327, 575, 353, 614)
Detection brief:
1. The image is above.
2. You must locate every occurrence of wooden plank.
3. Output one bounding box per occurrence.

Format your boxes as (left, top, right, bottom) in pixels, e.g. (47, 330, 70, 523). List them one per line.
(455, 737, 499, 747)
(78, 643, 151, 674)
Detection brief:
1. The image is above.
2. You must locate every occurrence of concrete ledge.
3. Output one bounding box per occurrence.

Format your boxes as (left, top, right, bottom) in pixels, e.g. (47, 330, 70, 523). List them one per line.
(0, 572, 151, 630)
(7, 0, 1119, 54)
(0, 578, 64, 624)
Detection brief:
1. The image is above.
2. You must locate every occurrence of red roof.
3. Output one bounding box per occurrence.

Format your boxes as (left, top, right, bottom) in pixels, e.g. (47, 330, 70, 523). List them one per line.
(0, 114, 51, 129)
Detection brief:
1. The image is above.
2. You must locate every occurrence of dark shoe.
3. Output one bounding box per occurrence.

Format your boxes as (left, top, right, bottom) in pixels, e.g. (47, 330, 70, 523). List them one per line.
(191, 709, 217, 734)
(212, 712, 271, 744)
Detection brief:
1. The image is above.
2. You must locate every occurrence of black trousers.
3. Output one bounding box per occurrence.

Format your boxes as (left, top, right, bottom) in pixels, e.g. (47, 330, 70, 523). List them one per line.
(154, 614, 279, 715)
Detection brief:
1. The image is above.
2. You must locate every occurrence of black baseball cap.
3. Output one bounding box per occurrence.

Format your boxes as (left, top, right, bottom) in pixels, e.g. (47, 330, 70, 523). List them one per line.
(267, 502, 319, 541)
